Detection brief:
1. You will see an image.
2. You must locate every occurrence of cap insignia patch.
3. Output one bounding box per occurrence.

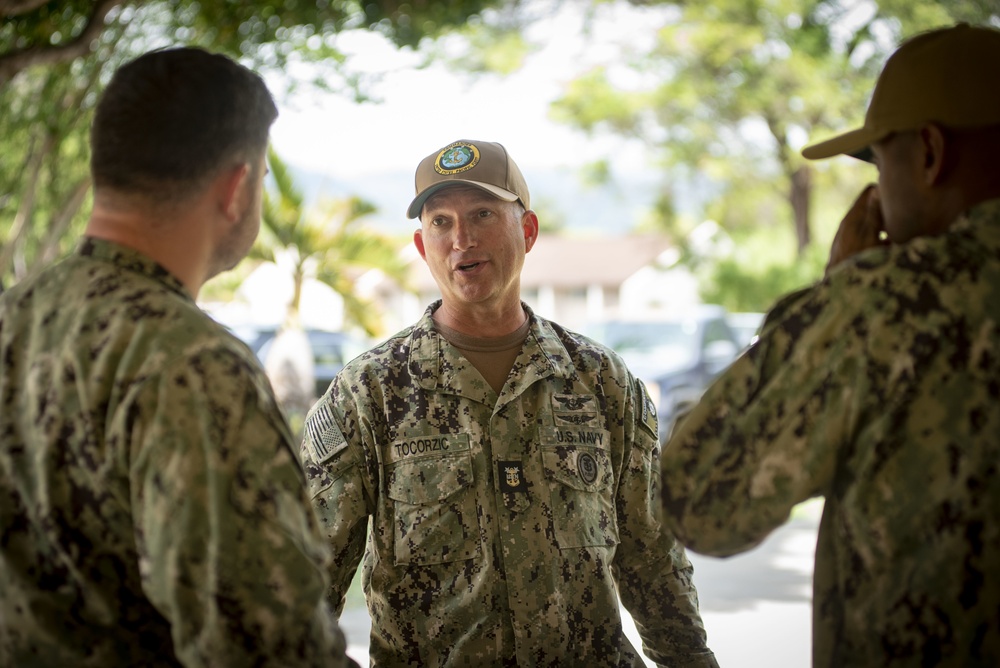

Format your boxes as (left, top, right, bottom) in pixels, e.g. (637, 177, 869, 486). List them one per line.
(435, 142, 480, 175)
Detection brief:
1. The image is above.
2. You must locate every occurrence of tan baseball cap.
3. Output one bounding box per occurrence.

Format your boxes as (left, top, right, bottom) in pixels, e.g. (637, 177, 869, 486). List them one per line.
(407, 140, 530, 219)
(802, 23, 1000, 161)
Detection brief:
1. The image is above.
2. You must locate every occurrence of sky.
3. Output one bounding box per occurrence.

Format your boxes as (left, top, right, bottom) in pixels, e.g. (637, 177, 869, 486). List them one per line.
(264, 2, 658, 182)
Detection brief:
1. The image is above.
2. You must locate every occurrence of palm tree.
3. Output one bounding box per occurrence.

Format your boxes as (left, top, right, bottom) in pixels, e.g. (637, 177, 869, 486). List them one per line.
(257, 145, 410, 334)
(253, 146, 410, 435)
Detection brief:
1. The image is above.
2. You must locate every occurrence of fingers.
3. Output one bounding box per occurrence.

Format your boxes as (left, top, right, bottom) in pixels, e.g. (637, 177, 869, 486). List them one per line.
(860, 186, 885, 245)
(826, 184, 885, 276)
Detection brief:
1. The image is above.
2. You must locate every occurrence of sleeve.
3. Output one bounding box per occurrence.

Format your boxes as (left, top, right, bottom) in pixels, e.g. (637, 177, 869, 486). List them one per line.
(299, 371, 373, 615)
(660, 284, 849, 557)
(613, 371, 720, 668)
(127, 348, 356, 668)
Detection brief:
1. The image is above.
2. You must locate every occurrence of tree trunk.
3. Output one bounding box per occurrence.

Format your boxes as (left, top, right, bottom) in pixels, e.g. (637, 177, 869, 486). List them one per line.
(38, 177, 92, 266)
(263, 327, 316, 444)
(790, 164, 812, 255)
(0, 130, 54, 281)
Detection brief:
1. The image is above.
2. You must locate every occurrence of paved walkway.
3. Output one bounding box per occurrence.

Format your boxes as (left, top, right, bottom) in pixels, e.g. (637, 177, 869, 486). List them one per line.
(341, 499, 822, 667)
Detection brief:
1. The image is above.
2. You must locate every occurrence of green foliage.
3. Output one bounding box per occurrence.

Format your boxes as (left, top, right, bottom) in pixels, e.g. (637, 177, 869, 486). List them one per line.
(1, 0, 507, 77)
(544, 0, 997, 297)
(237, 147, 410, 338)
(875, 0, 999, 34)
(0, 0, 503, 288)
(696, 155, 876, 312)
(420, 0, 552, 75)
(551, 0, 888, 253)
(0, 52, 110, 283)
(549, 67, 647, 135)
(437, 21, 537, 75)
(699, 227, 827, 312)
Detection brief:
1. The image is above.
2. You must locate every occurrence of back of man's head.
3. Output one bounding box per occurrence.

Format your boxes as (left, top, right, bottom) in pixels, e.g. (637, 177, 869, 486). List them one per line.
(90, 47, 277, 203)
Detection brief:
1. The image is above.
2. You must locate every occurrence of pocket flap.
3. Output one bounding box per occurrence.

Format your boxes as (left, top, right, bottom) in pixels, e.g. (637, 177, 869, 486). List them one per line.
(386, 454, 473, 505)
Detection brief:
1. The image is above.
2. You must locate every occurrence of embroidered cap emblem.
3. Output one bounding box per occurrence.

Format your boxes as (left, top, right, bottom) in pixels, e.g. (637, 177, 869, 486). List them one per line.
(578, 452, 598, 484)
(435, 142, 480, 175)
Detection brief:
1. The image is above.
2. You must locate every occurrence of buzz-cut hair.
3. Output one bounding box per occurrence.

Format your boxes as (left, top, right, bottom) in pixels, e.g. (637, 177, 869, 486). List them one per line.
(90, 47, 278, 203)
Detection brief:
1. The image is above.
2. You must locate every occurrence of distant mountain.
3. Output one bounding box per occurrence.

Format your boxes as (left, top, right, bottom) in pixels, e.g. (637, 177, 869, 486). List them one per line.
(284, 163, 691, 238)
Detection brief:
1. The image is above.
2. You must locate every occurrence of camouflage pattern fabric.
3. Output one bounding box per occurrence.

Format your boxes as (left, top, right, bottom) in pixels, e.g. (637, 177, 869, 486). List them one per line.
(302, 302, 718, 667)
(0, 238, 353, 667)
(661, 198, 1000, 667)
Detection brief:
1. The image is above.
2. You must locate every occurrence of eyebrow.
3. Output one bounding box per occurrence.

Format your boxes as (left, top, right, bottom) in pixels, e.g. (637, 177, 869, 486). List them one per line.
(424, 196, 498, 216)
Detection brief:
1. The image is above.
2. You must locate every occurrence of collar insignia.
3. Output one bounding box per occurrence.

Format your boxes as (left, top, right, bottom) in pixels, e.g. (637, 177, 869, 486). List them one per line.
(498, 460, 527, 494)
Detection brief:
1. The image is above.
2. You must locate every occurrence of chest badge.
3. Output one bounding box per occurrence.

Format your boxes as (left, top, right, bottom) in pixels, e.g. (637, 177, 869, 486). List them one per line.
(498, 460, 528, 494)
(578, 452, 599, 484)
(552, 393, 598, 427)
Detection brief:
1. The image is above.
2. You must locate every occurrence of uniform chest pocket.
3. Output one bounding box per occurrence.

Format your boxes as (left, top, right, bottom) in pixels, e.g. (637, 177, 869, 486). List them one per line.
(385, 452, 481, 565)
(541, 438, 619, 549)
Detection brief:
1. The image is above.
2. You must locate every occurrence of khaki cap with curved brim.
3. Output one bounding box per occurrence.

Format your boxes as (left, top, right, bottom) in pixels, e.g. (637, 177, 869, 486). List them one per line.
(802, 23, 1000, 162)
(407, 140, 530, 219)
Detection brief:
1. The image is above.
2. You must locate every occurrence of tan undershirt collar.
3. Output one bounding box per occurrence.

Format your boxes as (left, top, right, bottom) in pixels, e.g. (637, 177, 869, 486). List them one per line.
(435, 318, 531, 395)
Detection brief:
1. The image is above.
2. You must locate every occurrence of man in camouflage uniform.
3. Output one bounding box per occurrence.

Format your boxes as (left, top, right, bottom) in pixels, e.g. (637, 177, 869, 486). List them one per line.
(301, 140, 718, 666)
(661, 24, 1000, 667)
(0, 48, 354, 667)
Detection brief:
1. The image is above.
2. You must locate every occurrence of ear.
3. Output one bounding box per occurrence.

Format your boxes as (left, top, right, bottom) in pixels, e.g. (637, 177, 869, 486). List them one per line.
(219, 163, 252, 222)
(919, 124, 948, 186)
(522, 210, 539, 253)
(413, 228, 427, 261)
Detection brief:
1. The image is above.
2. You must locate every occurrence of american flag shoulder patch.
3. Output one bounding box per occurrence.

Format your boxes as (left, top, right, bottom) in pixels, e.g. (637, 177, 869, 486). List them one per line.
(305, 403, 348, 465)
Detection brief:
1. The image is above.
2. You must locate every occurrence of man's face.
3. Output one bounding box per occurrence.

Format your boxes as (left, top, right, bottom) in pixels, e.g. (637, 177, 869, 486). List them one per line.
(871, 130, 935, 243)
(413, 185, 537, 315)
(213, 153, 266, 276)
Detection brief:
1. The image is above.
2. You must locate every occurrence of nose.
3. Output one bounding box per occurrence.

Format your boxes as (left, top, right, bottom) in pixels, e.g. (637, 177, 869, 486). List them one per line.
(452, 218, 477, 251)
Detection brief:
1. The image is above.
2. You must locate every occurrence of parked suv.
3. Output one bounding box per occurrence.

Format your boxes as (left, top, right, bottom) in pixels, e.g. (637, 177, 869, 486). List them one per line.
(583, 305, 741, 442)
(727, 311, 766, 350)
(230, 325, 369, 398)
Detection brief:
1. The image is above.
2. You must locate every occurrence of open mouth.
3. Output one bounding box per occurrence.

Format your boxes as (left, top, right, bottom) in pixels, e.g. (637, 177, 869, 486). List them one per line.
(457, 262, 481, 271)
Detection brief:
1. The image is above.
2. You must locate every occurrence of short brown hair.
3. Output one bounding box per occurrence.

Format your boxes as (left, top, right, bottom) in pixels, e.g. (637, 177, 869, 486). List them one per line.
(90, 47, 278, 201)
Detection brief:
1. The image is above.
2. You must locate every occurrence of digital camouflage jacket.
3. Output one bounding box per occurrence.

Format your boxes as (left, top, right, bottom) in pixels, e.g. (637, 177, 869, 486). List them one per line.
(0, 238, 352, 667)
(302, 303, 718, 667)
(662, 198, 1000, 667)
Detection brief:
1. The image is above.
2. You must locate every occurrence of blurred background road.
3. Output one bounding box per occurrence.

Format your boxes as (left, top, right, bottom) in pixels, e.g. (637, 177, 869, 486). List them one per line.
(340, 498, 821, 668)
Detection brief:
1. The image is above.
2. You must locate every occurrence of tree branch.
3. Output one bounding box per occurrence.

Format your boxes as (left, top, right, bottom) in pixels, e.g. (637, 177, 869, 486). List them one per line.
(0, 129, 54, 278)
(0, 0, 126, 86)
(0, 0, 51, 18)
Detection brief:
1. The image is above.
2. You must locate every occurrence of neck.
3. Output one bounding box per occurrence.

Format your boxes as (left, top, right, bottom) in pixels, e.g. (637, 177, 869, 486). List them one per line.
(85, 194, 213, 297)
(432, 300, 527, 338)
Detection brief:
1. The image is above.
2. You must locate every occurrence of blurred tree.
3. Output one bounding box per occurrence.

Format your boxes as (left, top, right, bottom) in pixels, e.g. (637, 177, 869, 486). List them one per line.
(233, 146, 409, 436)
(0, 0, 507, 286)
(0, 0, 509, 85)
(551, 0, 874, 255)
(253, 146, 410, 338)
(547, 0, 998, 255)
(0, 21, 123, 286)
